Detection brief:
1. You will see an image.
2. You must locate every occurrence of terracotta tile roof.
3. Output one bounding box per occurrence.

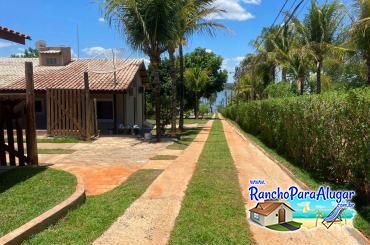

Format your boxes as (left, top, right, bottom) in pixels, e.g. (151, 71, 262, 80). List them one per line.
(249, 202, 294, 216)
(0, 58, 146, 92)
(0, 26, 31, 40)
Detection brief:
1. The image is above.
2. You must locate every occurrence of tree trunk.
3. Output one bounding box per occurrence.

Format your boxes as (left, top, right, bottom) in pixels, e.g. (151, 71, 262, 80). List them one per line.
(367, 56, 370, 86)
(316, 59, 322, 94)
(168, 47, 177, 137)
(194, 92, 199, 119)
(150, 55, 161, 142)
(178, 44, 185, 131)
(299, 76, 305, 95)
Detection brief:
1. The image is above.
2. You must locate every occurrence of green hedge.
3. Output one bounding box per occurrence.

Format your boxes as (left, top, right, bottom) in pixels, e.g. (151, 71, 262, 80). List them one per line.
(222, 88, 370, 204)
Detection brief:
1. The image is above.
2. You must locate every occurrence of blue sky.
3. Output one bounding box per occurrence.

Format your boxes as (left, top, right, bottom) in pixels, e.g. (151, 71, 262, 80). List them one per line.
(0, 0, 350, 82)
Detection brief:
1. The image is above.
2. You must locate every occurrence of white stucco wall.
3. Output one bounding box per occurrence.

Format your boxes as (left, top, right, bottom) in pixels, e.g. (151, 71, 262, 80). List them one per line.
(250, 204, 294, 226)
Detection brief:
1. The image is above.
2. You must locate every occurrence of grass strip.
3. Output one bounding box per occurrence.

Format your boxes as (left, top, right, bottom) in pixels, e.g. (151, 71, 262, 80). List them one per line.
(24, 169, 162, 245)
(0, 167, 76, 237)
(38, 149, 76, 154)
(225, 117, 370, 238)
(169, 120, 254, 245)
(167, 128, 202, 150)
(150, 155, 178, 160)
(37, 137, 84, 143)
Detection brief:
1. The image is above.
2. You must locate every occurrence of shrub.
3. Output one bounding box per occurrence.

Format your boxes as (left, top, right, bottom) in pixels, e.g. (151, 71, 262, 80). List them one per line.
(222, 88, 370, 204)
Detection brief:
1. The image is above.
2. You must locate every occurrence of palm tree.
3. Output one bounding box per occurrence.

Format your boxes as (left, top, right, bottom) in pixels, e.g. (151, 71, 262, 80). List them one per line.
(103, 0, 179, 142)
(315, 209, 324, 227)
(176, 0, 225, 131)
(351, 0, 370, 85)
(293, 0, 345, 93)
(184, 67, 209, 118)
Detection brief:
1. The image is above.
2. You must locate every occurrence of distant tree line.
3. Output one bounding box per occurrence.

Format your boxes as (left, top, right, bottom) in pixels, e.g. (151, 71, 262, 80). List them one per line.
(232, 0, 370, 102)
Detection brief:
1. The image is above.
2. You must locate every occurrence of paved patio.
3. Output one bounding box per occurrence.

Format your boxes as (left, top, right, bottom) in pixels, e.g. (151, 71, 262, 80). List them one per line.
(39, 136, 173, 196)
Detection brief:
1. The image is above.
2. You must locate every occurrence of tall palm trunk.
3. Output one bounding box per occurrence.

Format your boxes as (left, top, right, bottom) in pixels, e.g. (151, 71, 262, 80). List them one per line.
(316, 58, 322, 94)
(178, 43, 185, 131)
(194, 92, 199, 119)
(367, 56, 370, 86)
(168, 47, 177, 137)
(150, 55, 162, 142)
(299, 76, 305, 95)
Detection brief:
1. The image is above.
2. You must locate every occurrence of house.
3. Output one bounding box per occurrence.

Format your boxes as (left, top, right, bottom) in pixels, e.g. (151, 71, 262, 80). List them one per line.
(0, 46, 149, 133)
(249, 200, 295, 226)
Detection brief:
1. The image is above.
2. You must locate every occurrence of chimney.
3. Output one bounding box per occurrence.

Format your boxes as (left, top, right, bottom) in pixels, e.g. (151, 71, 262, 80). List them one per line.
(39, 46, 71, 66)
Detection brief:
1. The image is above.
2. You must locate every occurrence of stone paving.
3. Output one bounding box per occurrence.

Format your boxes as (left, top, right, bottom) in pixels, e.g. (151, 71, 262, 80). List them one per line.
(221, 117, 368, 245)
(39, 136, 172, 196)
(93, 121, 213, 245)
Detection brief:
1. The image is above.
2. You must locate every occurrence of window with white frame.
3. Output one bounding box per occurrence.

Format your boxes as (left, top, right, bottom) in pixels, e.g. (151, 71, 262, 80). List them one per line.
(253, 213, 260, 220)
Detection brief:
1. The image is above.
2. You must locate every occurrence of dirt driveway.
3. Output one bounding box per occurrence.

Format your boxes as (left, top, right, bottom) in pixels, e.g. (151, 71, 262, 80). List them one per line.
(39, 136, 171, 195)
(221, 118, 369, 245)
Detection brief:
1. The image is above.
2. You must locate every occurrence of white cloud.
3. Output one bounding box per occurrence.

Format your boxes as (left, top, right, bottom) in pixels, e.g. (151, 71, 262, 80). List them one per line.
(222, 56, 244, 70)
(71, 49, 77, 58)
(17, 47, 25, 51)
(98, 17, 105, 22)
(243, 0, 261, 5)
(0, 41, 13, 48)
(222, 56, 245, 82)
(83, 46, 111, 56)
(207, 0, 255, 21)
(205, 49, 213, 53)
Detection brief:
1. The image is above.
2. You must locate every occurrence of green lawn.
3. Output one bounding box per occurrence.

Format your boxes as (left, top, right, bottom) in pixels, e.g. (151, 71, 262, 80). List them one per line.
(169, 120, 254, 245)
(38, 149, 76, 154)
(266, 221, 302, 232)
(184, 118, 209, 125)
(37, 137, 84, 143)
(266, 221, 302, 231)
(225, 117, 369, 238)
(150, 155, 178, 160)
(266, 224, 290, 231)
(0, 167, 76, 237)
(24, 169, 162, 245)
(167, 128, 202, 150)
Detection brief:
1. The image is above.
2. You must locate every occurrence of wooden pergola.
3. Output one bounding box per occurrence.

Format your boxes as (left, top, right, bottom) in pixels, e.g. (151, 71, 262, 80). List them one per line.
(0, 26, 37, 166)
(0, 26, 31, 45)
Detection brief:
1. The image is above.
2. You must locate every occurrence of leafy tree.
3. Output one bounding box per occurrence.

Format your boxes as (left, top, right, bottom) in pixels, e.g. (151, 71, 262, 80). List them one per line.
(351, 0, 370, 85)
(264, 81, 295, 98)
(175, 0, 225, 131)
(167, 0, 225, 135)
(103, 0, 179, 142)
(11, 47, 39, 58)
(185, 48, 227, 98)
(293, 0, 345, 93)
(184, 67, 209, 118)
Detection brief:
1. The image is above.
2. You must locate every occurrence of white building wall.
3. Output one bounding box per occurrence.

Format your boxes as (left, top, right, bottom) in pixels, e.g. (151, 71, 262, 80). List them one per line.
(264, 204, 294, 226)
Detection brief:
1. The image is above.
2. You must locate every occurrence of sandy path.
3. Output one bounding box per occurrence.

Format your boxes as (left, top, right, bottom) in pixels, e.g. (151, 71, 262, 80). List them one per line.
(221, 118, 369, 245)
(93, 121, 213, 245)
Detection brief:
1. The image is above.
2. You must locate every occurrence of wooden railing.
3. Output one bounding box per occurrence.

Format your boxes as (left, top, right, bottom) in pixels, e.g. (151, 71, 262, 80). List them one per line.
(0, 62, 38, 166)
(47, 72, 98, 140)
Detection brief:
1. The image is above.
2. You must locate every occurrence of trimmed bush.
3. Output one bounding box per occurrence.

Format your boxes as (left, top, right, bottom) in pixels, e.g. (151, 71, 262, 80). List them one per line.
(222, 88, 370, 204)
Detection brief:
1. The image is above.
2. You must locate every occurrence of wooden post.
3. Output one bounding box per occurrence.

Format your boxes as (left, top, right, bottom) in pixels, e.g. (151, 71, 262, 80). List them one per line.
(46, 89, 51, 136)
(93, 98, 98, 137)
(25, 62, 38, 165)
(113, 94, 117, 134)
(84, 72, 91, 140)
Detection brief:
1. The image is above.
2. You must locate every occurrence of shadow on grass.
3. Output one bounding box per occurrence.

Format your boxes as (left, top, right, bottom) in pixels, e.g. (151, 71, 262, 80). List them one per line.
(0, 167, 47, 193)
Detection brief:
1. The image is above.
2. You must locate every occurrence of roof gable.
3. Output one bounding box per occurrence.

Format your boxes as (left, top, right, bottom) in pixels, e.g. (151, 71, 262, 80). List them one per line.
(0, 59, 146, 92)
(249, 202, 294, 216)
